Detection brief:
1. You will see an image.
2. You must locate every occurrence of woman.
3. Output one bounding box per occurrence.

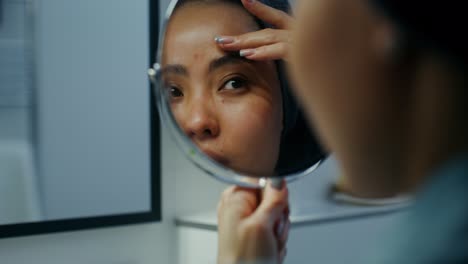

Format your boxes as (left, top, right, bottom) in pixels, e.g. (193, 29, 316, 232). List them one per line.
(217, 0, 468, 263)
(162, 0, 324, 177)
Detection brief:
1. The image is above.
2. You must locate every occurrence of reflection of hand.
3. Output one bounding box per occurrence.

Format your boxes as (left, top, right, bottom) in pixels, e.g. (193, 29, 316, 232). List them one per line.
(215, 0, 294, 61)
(217, 180, 290, 264)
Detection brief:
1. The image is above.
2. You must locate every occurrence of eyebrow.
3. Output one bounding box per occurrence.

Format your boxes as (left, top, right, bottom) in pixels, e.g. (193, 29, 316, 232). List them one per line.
(161, 53, 252, 77)
(160, 64, 188, 76)
(208, 53, 252, 73)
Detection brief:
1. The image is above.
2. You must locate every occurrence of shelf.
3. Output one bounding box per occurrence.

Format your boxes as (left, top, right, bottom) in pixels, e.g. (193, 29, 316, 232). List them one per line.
(175, 201, 410, 231)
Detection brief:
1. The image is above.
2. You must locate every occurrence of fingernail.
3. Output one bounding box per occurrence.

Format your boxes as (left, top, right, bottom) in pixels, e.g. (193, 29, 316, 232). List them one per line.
(276, 218, 285, 236)
(239, 49, 255, 57)
(269, 178, 283, 190)
(214, 36, 235, 44)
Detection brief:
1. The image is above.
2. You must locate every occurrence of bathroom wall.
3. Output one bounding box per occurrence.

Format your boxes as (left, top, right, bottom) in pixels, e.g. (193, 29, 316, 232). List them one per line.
(0, 1, 207, 263)
(0, 128, 178, 264)
(34, 0, 151, 220)
(0, 1, 178, 263)
(0, 0, 31, 142)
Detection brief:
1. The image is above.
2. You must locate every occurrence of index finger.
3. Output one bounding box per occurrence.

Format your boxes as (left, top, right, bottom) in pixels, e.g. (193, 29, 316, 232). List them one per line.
(241, 0, 294, 29)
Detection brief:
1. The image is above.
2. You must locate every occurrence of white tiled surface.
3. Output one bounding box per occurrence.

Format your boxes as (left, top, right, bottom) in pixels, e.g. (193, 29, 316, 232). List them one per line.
(0, 0, 30, 107)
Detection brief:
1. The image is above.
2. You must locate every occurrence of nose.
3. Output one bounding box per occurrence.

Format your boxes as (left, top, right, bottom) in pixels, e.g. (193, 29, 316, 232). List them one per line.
(182, 100, 220, 141)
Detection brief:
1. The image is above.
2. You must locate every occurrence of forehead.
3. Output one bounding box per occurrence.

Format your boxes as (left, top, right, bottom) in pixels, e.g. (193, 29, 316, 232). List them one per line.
(163, 3, 259, 65)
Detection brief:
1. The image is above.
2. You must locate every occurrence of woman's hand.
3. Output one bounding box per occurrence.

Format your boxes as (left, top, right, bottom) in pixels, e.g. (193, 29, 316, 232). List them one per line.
(217, 180, 290, 264)
(215, 0, 294, 61)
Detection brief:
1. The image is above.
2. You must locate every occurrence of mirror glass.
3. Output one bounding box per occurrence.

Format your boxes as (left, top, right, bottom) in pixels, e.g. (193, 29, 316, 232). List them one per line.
(151, 0, 326, 187)
(0, 0, 159, 234)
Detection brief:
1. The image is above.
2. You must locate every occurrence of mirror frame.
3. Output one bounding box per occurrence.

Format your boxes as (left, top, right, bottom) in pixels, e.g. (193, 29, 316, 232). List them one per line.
(148, 0, 325, 189)
(0, 0, 161, 239)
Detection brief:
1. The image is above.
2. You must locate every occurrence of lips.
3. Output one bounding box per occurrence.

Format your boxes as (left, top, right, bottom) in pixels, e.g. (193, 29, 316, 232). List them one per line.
(201, 149, 229, 166)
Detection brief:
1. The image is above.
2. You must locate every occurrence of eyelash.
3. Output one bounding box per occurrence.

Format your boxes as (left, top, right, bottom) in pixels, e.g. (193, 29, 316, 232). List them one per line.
(163, 74, 250, 100)
(220, 75, 249, 91)
(164, 83, 184, 100)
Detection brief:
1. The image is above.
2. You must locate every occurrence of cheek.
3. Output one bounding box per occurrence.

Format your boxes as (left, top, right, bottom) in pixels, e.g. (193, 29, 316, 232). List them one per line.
(222, 99, 282, 175)
(219, 97, 282, 154)
(169, 103, 183, 127)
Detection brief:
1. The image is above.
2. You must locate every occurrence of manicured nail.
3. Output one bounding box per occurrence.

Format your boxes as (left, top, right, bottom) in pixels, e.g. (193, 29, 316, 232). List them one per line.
(214, 36, 235, 44)
(269, 178, 283, 190)
(239, 49, 255, 57)
(276, 217, 285, 236)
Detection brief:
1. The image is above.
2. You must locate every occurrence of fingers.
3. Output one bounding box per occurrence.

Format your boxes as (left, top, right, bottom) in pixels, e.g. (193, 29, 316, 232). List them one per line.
(253, 179, 289, 225)
(239, 42, 290, 61)
(277, 214, 290, 264)
(214, 0, 295, 62)
(217, 182, 288, 231)
(216, 32, 290, 61)
(241, 0, 294, 29)
(217, 185, 260, 222)
(217, 184, 287, 264)
(216, 29, 289, 51)
(277, 217, 290, 250)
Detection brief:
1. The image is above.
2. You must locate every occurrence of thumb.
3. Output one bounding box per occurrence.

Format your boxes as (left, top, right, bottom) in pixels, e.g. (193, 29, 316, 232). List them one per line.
(252, 179, 288, 226)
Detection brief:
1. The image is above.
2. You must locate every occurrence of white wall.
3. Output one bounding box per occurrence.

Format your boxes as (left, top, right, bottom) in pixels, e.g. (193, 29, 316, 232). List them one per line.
(0, 0, 40, 225)
(0, 0, 31, 142)
(0, 0, 30, 107)
(0, 1, 177, 263)
(0, 127, 178, 264)
(0, 1, 203, 261)
(0, 0, 31, 144)
(35, 0, 152, 220)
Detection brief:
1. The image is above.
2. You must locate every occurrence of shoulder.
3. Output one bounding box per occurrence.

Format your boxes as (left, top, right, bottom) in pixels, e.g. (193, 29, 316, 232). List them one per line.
(371, 155, 468, 263)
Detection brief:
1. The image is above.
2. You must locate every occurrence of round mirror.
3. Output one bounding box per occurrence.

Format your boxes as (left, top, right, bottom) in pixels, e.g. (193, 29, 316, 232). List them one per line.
(149, 0, 327, 188)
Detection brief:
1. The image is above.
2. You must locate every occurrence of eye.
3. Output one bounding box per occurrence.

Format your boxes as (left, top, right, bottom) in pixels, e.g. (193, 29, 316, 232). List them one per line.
(165, 85, 183, 99)
(222, 77, 248, 90)
(169, 86, 183, 97)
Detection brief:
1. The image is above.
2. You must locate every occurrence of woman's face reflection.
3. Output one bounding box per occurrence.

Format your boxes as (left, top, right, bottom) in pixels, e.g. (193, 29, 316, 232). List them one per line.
(162, 3, 283, 176)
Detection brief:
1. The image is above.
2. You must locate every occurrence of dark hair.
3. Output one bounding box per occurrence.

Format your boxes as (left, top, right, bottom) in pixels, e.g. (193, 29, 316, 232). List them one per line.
(371, 1, 467, 69)
(173, 0, 326, 175)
